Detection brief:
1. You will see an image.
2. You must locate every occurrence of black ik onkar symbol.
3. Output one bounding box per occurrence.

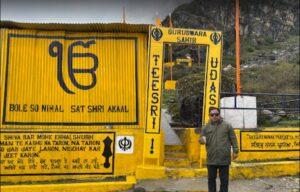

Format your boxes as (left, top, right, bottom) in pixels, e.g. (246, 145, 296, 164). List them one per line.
(49, 40, 99, 94)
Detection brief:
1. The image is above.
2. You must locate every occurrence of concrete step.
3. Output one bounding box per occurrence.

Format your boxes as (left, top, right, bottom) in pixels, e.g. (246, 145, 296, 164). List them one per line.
(166, 167, 207, 179)
(164, 157, 191, 167)
(165, 145, 185, 152)
(230, 160, 300, 179)
(165, 160, 300, 179)
(165, 151, 188, 158)
(143, 190, 207, 192)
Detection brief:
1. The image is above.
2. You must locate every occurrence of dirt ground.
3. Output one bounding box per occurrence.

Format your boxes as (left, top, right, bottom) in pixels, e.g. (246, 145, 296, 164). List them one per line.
(126, 176, 300, 192)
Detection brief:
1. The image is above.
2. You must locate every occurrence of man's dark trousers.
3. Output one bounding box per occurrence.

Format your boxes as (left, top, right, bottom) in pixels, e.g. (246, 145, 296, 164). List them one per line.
(207, 165, 229, 192)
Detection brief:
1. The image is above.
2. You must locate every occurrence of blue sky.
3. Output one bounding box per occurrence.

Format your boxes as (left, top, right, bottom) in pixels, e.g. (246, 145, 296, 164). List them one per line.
(1, 0, 192, 24)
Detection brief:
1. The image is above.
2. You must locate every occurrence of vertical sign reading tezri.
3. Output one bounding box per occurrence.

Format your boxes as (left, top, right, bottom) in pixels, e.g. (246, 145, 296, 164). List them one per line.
(143, 27, 164, 165)
(146, 27, 164, 134)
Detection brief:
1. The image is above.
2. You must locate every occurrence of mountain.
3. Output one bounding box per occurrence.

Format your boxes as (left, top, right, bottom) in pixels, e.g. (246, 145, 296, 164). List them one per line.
(161, 0, 299, 126)
(162, 0, 299, 48)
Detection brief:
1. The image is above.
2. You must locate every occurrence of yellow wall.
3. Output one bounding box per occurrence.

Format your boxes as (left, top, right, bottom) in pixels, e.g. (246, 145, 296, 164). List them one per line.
(0, 29, 148, 183)
(235, 128, 300, 162)
(0, 29, 148, 129)
(183, 127, 300, 165)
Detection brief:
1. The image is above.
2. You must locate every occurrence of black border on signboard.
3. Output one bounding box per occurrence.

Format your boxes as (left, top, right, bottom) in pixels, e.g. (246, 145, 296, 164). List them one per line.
(0, 131, 115, 176)
(2, 34, 139, 126)
(240, 130, 300, 152)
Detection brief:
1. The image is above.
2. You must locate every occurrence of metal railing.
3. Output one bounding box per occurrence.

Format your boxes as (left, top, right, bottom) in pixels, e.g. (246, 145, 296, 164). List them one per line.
(219, 92, 299, 127)
(168, 92, 300, 129)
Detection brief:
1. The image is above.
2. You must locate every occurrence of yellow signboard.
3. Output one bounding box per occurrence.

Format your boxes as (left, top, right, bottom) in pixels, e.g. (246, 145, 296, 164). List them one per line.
(1, 31, 139, 126)
(164, 80, 176, 90)
(0, 132, 115, 175)
(240, 131, 300, 151)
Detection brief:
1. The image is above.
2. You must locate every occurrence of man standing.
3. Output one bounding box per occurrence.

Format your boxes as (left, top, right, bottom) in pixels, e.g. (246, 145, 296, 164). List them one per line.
(196, 107, 239, 192)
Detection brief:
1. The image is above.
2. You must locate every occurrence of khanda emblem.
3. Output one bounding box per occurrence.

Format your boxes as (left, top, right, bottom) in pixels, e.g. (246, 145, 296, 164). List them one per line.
(49, 40, 99, 94)
(151, 28, 163, 41)
(118, 137, 132, 151)
(210, 32, 221, 45)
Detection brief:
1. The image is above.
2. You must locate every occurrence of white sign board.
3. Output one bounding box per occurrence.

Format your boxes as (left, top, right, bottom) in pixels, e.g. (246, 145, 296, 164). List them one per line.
(116, 136, 134, 154)
(220, 96, 257, 129)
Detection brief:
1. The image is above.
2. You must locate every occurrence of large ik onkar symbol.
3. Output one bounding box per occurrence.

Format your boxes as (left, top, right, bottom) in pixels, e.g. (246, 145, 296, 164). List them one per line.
(49, 40, 99, 94)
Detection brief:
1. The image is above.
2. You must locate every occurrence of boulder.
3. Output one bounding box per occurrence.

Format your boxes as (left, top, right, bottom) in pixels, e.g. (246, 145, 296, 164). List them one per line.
(277, 110, 287, 117)
(223, 64, 234, 72)
(270, 115, 282, 123)
(134, 187, 146, 192)
(261, 109, 273, 116)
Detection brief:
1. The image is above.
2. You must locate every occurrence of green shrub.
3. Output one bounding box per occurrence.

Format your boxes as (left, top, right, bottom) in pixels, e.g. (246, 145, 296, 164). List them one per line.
(247, 47, 255, 52)
(264, 36, 275, 45)
(242, 63, 300, 93)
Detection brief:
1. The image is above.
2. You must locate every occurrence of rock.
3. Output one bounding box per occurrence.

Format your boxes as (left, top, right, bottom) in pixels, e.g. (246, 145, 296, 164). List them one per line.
(223, 64, 234, 72)
(242, 65, 249, 69)
(270, 115, 282, 123)
(270, 55, 276, 60)
(133, 187, 146, 192)
(277, 110, 287, 117)
(154, 187, 166, 191)
(169, 98, 176, 103)
(249, 64, 259, 68)
(259, 110, 274, 124)
(261, 110, 273, 116)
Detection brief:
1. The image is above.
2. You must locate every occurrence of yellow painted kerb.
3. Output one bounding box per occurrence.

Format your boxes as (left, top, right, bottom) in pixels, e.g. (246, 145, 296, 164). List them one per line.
(0, 176, 136, 192)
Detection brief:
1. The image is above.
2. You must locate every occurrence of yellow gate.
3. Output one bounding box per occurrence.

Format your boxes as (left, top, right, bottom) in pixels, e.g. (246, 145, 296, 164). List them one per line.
(140, 26, 222, 174)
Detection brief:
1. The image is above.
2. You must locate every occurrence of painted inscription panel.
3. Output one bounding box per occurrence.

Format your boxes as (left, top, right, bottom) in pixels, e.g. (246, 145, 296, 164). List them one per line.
(240, 131, 300, 151)
(1, 32, 138, 126)
(0, 132, 115, 175)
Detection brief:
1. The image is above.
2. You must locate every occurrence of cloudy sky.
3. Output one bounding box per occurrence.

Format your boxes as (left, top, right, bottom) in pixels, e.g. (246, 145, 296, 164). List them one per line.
(1, 0, 192, 24)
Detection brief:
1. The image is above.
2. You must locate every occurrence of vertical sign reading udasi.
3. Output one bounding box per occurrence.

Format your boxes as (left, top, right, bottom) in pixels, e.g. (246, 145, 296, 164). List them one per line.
(203, 32, 222, 124)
